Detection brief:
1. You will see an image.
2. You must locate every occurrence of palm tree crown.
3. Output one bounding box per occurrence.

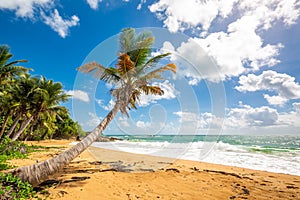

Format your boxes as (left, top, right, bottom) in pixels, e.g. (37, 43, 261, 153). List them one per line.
(78, 28, 176, 115)
(0, 45, 28, 82)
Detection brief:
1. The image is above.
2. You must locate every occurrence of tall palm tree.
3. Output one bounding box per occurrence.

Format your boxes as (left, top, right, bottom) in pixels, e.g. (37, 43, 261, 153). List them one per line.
(0, 45, 28, 83)
(4, 74, 37, 139)
(12, 28, 177, 186)
(0, 45, 29, 139)
(10, 76, 69, 141)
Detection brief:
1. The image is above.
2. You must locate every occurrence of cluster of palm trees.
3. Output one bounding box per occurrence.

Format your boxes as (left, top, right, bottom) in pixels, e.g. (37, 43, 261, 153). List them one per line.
(0, 45, 82, 141)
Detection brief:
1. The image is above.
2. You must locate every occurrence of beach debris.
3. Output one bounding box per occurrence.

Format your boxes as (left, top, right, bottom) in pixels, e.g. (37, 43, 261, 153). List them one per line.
(203, 169, 242, 179)
(57, 190, 68, 197)
(63, 176, 90, 183)
(138, 168, 155, 172)
(74, 169, 97, 174)
(242, 188, 250, 195)
(165, 168, 180, 173)
(286, 185, 299, 189)
(71, 176, 90, 181)
(39, 179, 62, 187)
(71, 159, 87, 164)
(89, 161, 102, 165)
(157, 161, 172, 165)
(191, 166, 200, 171)
(97, 160, 134, 172)
(99, 168, 118, 172)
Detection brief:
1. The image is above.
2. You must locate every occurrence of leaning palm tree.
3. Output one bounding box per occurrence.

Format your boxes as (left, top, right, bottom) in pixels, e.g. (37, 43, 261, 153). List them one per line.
(12, 28, 177, 186)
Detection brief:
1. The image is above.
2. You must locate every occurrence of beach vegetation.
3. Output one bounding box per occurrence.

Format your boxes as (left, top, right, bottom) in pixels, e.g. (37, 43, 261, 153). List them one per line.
(11, 28, 177, 186)
(0, 45, 83, 142)
(0, 137, 28, 170)
(0, 172, 37, 200)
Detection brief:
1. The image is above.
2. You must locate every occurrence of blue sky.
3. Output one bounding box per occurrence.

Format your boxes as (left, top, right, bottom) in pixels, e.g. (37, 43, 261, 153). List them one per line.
(1, 0, 300, 135)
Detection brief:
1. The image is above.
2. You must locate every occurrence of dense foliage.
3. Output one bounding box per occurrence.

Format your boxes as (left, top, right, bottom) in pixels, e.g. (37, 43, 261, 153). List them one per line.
(0, 137, 28, 170)
(0, 44, 85, 199)
(0, 173, 37, 200)
(0, 45, 84, 141)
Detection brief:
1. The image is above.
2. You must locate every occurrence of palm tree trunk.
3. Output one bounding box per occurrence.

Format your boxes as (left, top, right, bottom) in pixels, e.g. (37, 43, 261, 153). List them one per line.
(11, 115, 34, 141)
(12, 103, 120, 186)
(0, 110, 12, 140)
(6, 113, 21, 138)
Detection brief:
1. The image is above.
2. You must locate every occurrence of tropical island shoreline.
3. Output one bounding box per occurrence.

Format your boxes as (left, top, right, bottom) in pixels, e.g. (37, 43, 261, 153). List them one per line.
(7, 139, 300, 200)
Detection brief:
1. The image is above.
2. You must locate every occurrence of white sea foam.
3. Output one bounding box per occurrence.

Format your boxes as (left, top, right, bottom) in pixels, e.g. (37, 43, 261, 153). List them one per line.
(91, 140, 300, 176)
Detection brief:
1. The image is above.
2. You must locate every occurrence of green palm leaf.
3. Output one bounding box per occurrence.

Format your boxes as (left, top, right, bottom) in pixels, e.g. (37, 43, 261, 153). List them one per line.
(78, 62, 121, 83)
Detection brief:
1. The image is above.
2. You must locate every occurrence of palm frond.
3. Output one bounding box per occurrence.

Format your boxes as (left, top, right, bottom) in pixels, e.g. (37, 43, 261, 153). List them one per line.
(77, 62, 106, 73)
(128, 89, 141, 109)
(0, 45, 12, 67)
(145, 53, 171, 67)
(77, 62, 121, 83)
(129, 36, 154, 67)
(137, 53, 171, 75)
(140, 63, 177, 81)
(100, 67, 121, 83)
(139, 85, 164, 96)
(119, 28, 135, 54)
(4, 60, 27, 67)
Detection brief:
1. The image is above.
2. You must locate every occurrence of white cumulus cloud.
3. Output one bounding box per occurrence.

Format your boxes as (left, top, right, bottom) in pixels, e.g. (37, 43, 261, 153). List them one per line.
(41, 9, 79, 38)
(236, 70, 300, 106)
(293, 102, 300, 115)
(139, 80, 177, 106)
(136, 120, 151, 128)
(227, 104, 279, 127)
(173, 111, 224, 133)
(149, 0, 239, 32)
(149, 0, 300, 33)
(96, 99, 115, 111)
(0, 0, 80, 38)
(0, 0, 53, 18)
(85, 112, 101, 127)
(172, 103, 300, 134)
(224, 103, 300, 133)
(148, 0, 300, 83)
(86, 0, 103, 9)
(66, 90, 90, 102)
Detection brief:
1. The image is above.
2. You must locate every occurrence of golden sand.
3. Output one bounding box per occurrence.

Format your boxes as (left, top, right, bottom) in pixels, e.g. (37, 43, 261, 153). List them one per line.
(7, 140, 300, 200)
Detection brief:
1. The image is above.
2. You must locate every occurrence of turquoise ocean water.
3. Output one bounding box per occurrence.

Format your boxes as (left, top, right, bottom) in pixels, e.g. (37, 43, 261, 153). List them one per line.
(92, 134, 300, 176)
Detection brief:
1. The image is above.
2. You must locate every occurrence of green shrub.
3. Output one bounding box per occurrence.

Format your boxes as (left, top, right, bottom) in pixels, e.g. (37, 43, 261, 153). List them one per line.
(0, 173, 37, 199)
(0, 137, 28, 170)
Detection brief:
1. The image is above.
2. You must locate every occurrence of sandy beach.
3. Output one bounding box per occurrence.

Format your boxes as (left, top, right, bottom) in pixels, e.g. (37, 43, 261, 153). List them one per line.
(7, 140, 300, 200)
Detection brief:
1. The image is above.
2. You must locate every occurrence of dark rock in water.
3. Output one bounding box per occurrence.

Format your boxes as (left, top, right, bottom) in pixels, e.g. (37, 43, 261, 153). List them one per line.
(95, 136, 123, 142)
